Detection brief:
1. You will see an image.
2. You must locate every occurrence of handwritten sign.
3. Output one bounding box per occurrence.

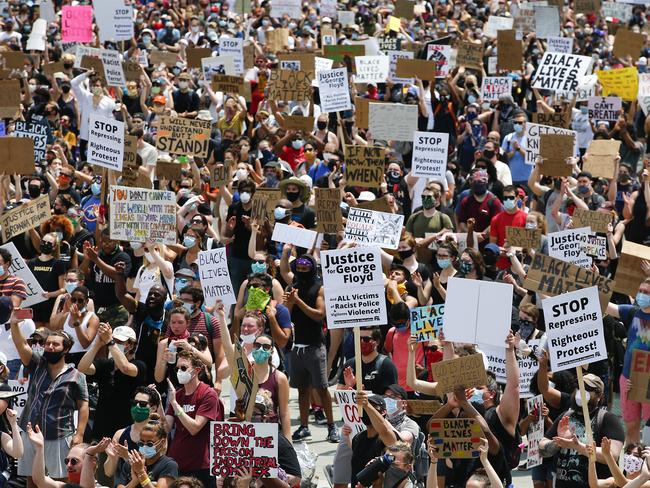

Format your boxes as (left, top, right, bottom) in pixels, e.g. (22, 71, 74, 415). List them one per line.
(431, 354, 489, 393)
(354, 56, 390, 84)
(0, 242, 46, 307)
(596, 67, 638, 102)
(588, 96, 621, 121)
(532, 52, 592, 93)
(457, 42, 483, 70)
(506, 227, 541, 249)
(584, 139, 621, 179)
(344, 146, 385, 187)
(335, 390, 366, 435)
(198, 248, 236, 307)
(0, 194, 50, 242)
(315, 188, 342, 234)
(156, 117, 211, 158)
(210, 422, 278, 478)
(411, 305, 444, 342)
(369, 103, 417, 142)
(629, 349, 650, 403)
(61, 6, 92, 42)
(428, 418, 483, 458)
(615, 241, 650, 297)
(572, 208, 612, 234)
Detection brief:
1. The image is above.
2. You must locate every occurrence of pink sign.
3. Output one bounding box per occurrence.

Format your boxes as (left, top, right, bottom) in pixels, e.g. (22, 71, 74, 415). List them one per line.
(61, 6, 93, 43)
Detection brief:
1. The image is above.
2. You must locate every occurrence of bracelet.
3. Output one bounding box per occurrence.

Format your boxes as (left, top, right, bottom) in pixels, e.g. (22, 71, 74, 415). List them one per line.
(140, 477, 151, 487)
(174, 407, 184, 416)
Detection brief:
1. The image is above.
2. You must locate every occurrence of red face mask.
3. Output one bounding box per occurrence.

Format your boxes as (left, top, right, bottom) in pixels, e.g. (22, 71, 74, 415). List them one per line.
(68, 470, 81, 484)
(360, 340, 375, 356)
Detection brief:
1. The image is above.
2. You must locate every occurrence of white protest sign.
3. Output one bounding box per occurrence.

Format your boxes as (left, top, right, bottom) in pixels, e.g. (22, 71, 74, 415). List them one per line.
(547, 36, 573, 54)
(321, 247, 386, 328)
(558, 74, 597, 102)
(210, 422, 278, 478)
(526, 395, 544, 468)
(480, 344, 538, 398)
(532, 52, 592, 93)
(7, 379, 28, 421)
(198, 248, 236, 307)
(602, 1, 633, 20)
(388, 50, 414, 84)
(99, 49, 126, 87)
(271, 223, 318, 249)
(426, 44, 453, 78)
(582, 234, 607, 261)
(94, 0, 134, 42)
(481, 77, 513, 101)
(484, 16, 514, 38)
(369, 103, 417, 142)
(542, 286, 606, 372)
(335, 390, 366, 435)
(39, 0, 56, 22)
(548, 227, 592, 268)
(534, 6, 560, 38)
(271, 0, 301, 18)
(312, 57, 334, 87)
(524, 123, 578, 165)
(443, 278, 513, 347)
(320, 0, 338, 18)
(354, 56, 390, 84)
(26, 19, 46, 51)
(74, 45, 100, 68)
(88, 114, 124, 171)
(638, 73, 650, 115)
(0, 242, 46, 308)
(219, 37, 244, 75)
(411, 131, 449, 179)
(317, 68, 352, 113)
(202, 56, 236, 79)
(344, 207, 404, 249)
(488, 57, 498, 75)
(339, 11, 356, 26)
(588, 96, 621, 121)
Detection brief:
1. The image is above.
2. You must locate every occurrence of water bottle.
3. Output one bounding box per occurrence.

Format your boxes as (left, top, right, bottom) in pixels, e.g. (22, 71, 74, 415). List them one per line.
(167, 342, 177, 364)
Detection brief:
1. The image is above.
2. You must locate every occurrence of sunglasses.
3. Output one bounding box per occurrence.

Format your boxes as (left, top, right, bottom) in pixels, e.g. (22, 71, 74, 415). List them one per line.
(65, 458, 80, 466)
(28, 338, 44, 346)
(137, 441, 157, 448)
(131, 400, 150, 408)
(252, 259, 265, 264)
(175, 365, 193, 372)
(502, 196, 516, 201)
(360, 336, 374, 343)
(70, 298, 85, 305)
(253, 342, 273, 351)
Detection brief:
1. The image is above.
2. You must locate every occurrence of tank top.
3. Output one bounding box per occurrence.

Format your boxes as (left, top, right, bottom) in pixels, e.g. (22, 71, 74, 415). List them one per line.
(258, 368, 280, 414)
(625, 190, 650, 243)
(292, 282, 324, 346)
(63, 310, 95, 354)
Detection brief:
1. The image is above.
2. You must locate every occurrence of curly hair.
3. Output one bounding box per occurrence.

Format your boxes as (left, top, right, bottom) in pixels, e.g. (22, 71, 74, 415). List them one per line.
(41, 215, 74, 240)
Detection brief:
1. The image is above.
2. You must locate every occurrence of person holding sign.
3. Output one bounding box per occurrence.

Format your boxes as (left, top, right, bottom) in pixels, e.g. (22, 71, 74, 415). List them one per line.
(489, 185, 527, 270)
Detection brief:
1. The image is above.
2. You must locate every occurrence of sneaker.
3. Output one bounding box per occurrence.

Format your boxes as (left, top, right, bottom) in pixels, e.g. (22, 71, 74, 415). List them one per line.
(327, 425, 341, 443)
(314, 409, 327, 425)
(292, 426, 312, 441)
(324, 465, 334, 487)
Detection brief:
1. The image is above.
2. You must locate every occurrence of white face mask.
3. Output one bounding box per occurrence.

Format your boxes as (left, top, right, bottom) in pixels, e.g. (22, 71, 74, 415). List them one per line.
(235, 169, 249, 180)
(131, 242, 143, 250)
(525, 222, 537, 230)
(574, 390, 590, 407)
(145, 252, 154, 262)
(240, 333, 257, 344)
(240, 192, 251, 204)
(32, 345, 44, 356)
(191, 26, 200, 33)
(178, 81, 189, 90)
(177, 369, 193, 385)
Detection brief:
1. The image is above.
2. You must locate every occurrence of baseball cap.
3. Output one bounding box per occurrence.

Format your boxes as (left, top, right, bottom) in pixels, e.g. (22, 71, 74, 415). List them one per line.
(175, 268, 196, 280)
(385, 384, 407, 400)
(358, 191, 376, 202)
(368, 394, 386, 411)
(178, 72, 192, 80)
(583, 374, 604, 393)
(484, 243, 500, 254)
(153, 95, 166, 105)
(113, 326, 137, 342)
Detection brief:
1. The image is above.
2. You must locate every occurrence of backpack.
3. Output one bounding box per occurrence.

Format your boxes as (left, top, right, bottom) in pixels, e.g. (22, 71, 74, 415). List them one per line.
(412, 430, 430, 481)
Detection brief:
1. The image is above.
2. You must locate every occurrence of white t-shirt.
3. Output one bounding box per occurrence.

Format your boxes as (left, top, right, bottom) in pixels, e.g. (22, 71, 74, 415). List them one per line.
(0, 320, 35, 362)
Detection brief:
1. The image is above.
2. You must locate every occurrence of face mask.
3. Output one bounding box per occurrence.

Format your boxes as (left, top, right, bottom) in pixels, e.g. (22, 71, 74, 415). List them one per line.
(388, 170, 401, 181)
(252, 348, 272, 364)
(131, 404, 151, 423)
(469, 389, 484, 405)
(317, 121, 327, 130)
(580, 106, 589, 114)
(398, 249, 413, 260)
(92, 86, 103, 96)
(518, 319, 536, 338)
(183, 236, 197, 248)
(383, 466, 409, 488)
(360, 340, 375, 356)
(384, 397, 399, 416)
(142, 35, 152, 44)
(246, 287, 271, 311)
(483, 150, 495, 159)
(127, 88, 138, 97)
(251, 262, 268, 273)
(177, 369, 193, 384)
(624, 454, 644, 474)
(292, 139, 303, 150)
(467, 94, 477, 104)
(57, 175, 71, 186)
(182, 302, 194, 315)
(574, 390, 590, 407)
(139, 445, 157, 459)
(472, 181, 487, 195)
(240, 192, 252, 204)
(525, 222, 537, 230)
(437, 258, 452, 269)
(151, 86, 161, 95)
(503, 199, 517, 211)
(422, 196, 435, 210)
(145, 252, 154, 262)
(175, 279, 189, 292)
(68, 471, 82, 484)
(262, 20, 270, 26)
(513, 123, 523, 134)
(577, 184, 590, 194)
(44, 350, 65, 364)
(460, 260, 474, 274)
(91, 182, 101, 196)
(40, 242, 54, 255)
(191, 26, 200, 33)
(28, 185, 41, 198)
(235, 169, 249, 180)
(636, 292, 650, 309)
(289, 22, 297, 29)
(178, 81, 189, 90)
(265, 173, 278, 186)
(241, 333, 257, 344)
(285, 191, 301, 202)
(32, 345, 44, 356)
(274, 207, 288, 220)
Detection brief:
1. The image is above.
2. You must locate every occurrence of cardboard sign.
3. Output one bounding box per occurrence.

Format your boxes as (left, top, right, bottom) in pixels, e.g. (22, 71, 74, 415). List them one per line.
(344, 146, 385, 187)
(526, 395, 544, 468)
(267, 69, 311, 102)
(547, 36, 573, 54)
(198, 248, 236, 307)
(280, 115, 314, 132)
(61, 6, 92, 42)
(532, 52, 592, 93)
(428, 418, 483, 458)
(394, 0, 415, 17)
(542, 286, 606, 372)
(149, 50, 179, 67)
(575, 0, 600, 14)
(539, 133, 575, 176)
(497, 30, 522, 71)
(354, 97, 388, 129)
(315, 188, 342, 234)
(108, 186, 176, 244)
(638, 73, 650, 116)
(335, 390, 366, 435)
(426, 44, 453, 78)
(582, 235, 606, 260)
(156, 117, 211, 158)
(81, 55, 107, 84)
(354, 195, 394, 214)
(629, 349, 650, 403)
(369, 103, 417, 142)
(572, 208, 612, 234)
(431, 354, 489, 393)
(443, 278, 513, 347)
(122, 61, 142, 82)
(278, 53, 316, 80)
(411, 131, 449, 179)
(481, 77, 512, 101)
(187, 48, 212, 68)
(0, 242, 46, 307)
(395, 58, 436, 80)
(596, 67, 638, 102)
(251, 189, 281, 223)
(524, 253, 614, 312)
(321, 247, 387, 328)
(549, 227, 593, 268)
(0, 137, 35, 175)
(457, 42, 483, 70)
(615, 241, 650, 297)
(354, 56, 390, 84)
(506, 227, 541, 249)
(210, 165, 229, 189)
(588, 96, 621, 121)
(344, 207, 404, 250)
(14, 120, 47, 163)
(266, 29, 289, 53)
(210, 422, 278, 478)
(532, 111, 571, 129)
(614, 29, 644, 61)
(583, 139, 621, 179)
(271, 223, 318, 249)
(0, 194, 50, 242)
(0, 79, 20, 119)
(156, 160, 182, 181)
(211, 75, 251, 100)
(411, 305, 444, 342)
(323, 44, 365, 63)
(405, 400, 442, 416)
(88, 114, 124, 171)
(317, 68, 352, 112)
(81, 49, 126, 87)
(0, 52, 30, 70)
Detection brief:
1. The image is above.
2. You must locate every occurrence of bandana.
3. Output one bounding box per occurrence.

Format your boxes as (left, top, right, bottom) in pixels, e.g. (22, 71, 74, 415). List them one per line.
(246, 287, 271, 311)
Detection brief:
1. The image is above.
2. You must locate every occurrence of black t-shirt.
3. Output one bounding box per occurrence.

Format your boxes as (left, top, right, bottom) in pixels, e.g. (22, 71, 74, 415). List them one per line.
(226, 201, 252, 259)
(28, 257, 66, 320)
(290, 204, 316, 229)
(89, 250, 132, 308)
(172, 90, 200, 114)
(545, 408, 625, 488)
(278, 433, 301, 477)
(338, 354, 398, 395)
(133, 304, 164, 384)
(351, 431, 387, 487)
(114, 454, 178, 487)
(58, 186, 81, 204)
(91, 357, 147, 439)
(69, 228, 95, 255)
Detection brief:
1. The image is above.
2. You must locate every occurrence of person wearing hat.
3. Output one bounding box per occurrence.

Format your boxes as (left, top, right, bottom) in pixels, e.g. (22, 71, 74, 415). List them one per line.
(488, 185, 527, 270)
(278, 177, 316, 229)
(173, 268, 198, 297)
(172, 72, 199, 119)
(539, 373, 624, 488)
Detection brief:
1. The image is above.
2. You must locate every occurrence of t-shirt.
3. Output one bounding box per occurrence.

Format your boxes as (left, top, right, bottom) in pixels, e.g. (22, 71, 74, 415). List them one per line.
(290, 204, 316, 229)
(545, 408, 624, 488)
(489, 209, 527, 269)
(405, 211, 453, 238)
(172, 90, 200, 114)
(338, 354, 398, 394)
(166, 382, 222, 471)
(384, 327, 424, 391)
(90, 250, 132, 308)
(115, 455, 178, 487)
(456, 192, 503, 232)
(501, 132, 530, 182)
(226, 201, 252, 259)
(620, 305, 650, 378)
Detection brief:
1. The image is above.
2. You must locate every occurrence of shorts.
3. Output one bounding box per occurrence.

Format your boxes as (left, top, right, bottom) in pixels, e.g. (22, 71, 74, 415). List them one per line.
(18, 431, 71, 478)
(331, 438, 353, 484)
(620, 374, 650, 423)
(96, 304, 129, 329)
(289, 344, 328, 390)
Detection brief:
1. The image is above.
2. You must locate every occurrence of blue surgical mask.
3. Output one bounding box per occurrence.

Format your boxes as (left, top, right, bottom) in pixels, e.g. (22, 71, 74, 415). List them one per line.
(525, 222, 537, 230)
(252, 348, 271, 364)
(182, 302, 194, 314)
(384, 397, 399, 415)
(274, 207, 288, 220)
(139, 445, 157, 459)
(467, 94, 477, 104)
(437, 258, 452, 270)
(503, 199, 517, 211)
(580, 106, 589, 114)
(64, 281, 78, 294)
(183, 236, 196, 248)
(175, 279, 189, 292)
(91, 182, 101, 196)
(577, 185, 590, 194)
(636, 292, 650, 309)
(513, 123, 523, 134)
(251, 262, 268, 273)
(469, 390, 484, 405)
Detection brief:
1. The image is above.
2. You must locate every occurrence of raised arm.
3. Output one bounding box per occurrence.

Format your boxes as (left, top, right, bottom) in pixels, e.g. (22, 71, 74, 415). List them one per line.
(497, 331, 521, 433)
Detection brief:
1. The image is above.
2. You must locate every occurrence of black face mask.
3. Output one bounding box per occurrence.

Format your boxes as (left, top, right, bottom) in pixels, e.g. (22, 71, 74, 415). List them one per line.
(63, 62, 73, 70)
(482, 252, 497, 266)
(28, 185, 41, 198)
(483, 150, 495, 159)
(296, 270, 312, 282)
(286, 191, 301, 202)
(43, 350, 65, 364)
(40, 242, 54, 255)
(398, 249, 414, 260)
(53, 207, 64, 215)
(317, 121, 327, 130)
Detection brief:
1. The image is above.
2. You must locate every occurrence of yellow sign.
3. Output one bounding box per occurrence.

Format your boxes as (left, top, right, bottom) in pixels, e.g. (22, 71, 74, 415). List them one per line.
(596, 67, 638, 102)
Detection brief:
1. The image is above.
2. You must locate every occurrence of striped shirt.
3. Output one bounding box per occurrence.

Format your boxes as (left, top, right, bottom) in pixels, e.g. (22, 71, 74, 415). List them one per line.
(19, 353, 88, 440)
(0, 274, 27, 300)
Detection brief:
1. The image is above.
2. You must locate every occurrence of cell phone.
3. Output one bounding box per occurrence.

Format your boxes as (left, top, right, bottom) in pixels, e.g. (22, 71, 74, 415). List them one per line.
(14, 308, 33, 320)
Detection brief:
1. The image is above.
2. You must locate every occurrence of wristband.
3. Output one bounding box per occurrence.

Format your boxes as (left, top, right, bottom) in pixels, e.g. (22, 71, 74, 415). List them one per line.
(140, 477, 151, 487)
(174, 407, 184, 416)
